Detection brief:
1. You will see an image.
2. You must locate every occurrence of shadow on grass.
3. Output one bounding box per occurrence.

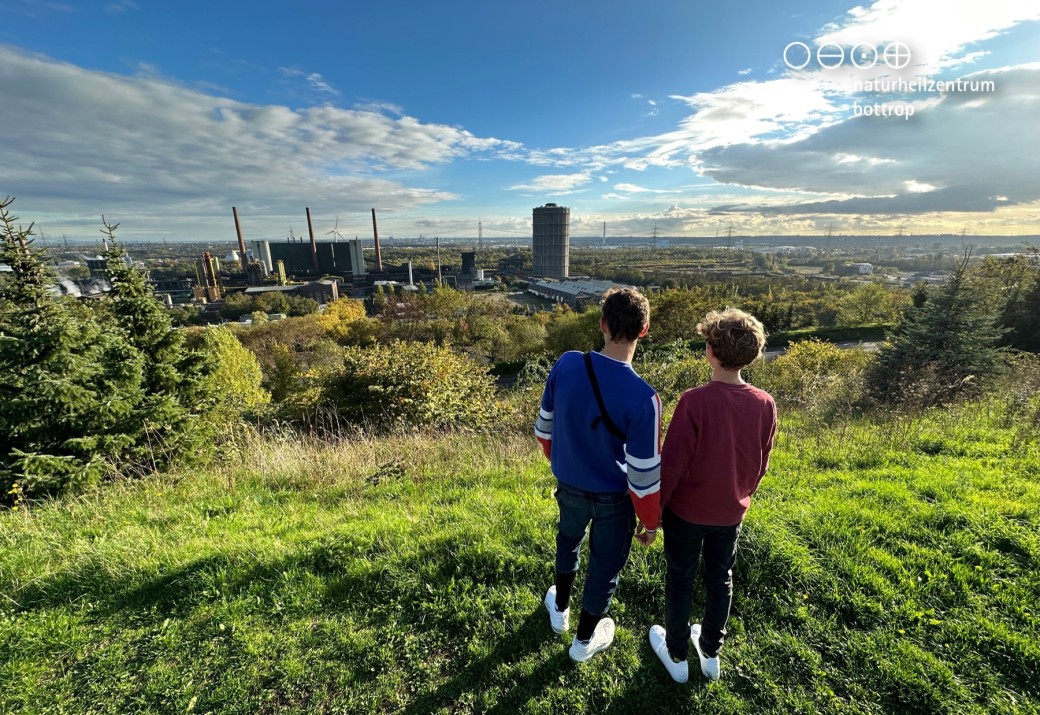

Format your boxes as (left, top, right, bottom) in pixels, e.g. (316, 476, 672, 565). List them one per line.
(601, 654, 711, 715)
(400, 607, 568, 715)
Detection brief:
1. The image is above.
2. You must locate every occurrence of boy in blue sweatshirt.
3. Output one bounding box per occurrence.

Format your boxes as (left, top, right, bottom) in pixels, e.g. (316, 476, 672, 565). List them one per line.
(535, 287, 662, 662)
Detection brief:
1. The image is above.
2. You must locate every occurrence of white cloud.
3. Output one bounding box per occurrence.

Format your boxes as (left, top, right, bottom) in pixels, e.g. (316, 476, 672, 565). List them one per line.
(738, 68, 753, 75)
(515, 0, 1040, 228)
(614, 183, 671, 194)
(904, 180, 939, 193)
(0, 46, 522, 239)
(816, 0, 1039, 74)
(697, 65, 1040, 215)
(279, 67, 340, 96)
(508, 172, 593, 193)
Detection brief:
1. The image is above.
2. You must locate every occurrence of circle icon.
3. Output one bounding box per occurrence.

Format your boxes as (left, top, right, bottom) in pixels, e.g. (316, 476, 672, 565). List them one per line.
(851, 43, 878, 69)
(817, 43, 845, 69)
(883, 42, 911, 69)
(783, 41, 812, 70)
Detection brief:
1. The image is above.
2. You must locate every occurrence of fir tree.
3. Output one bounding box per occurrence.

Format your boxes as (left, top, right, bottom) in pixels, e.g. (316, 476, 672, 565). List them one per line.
(99, 220, 212, 468)
(0, 198, 144, 498)
(867, 250, 1003, 408)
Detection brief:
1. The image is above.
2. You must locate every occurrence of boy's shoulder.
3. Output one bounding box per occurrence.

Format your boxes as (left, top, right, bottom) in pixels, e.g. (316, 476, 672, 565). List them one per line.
(680, 381, 775, 407)
(556, 351, 657, 399)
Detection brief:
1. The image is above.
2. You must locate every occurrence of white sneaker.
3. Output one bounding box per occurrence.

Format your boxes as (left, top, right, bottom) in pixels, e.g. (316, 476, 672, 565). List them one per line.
(690, 624, 720, 681)
(649, 625, 688, 683)
(544, 585, 569, 634)
(568, 617, 615, 662)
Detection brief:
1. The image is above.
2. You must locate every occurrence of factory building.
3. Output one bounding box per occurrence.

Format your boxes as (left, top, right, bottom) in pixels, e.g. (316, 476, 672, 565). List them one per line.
(253, 239, 366, 278)
(243, 279, 340, 305)
(528, 278, 632, 309)
(532, 203, 570, 278)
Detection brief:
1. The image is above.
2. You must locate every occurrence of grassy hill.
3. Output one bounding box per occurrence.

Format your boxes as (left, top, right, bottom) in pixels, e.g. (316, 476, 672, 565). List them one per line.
(1, 400, 1038, 714)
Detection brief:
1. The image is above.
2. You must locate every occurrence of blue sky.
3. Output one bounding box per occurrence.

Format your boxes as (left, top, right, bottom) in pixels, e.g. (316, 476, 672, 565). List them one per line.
(1, 0, 1038, 242)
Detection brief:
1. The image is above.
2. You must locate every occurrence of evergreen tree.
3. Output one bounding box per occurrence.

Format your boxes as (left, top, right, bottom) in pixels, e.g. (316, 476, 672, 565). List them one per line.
(99, 220, 212, 467)
(0, 198, 144, 499)
(1002, 274, 1040, 353)
(992, 250, 1040, 353)
(867, 250, 1003, 408)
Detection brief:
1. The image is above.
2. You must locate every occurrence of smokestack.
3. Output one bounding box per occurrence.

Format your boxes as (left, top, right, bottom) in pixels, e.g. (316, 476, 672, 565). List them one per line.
(233, 206, 248, 276)
(306, 207, 319, 273)
(371, 208, 383, 271)
(408, 260, 413, 286)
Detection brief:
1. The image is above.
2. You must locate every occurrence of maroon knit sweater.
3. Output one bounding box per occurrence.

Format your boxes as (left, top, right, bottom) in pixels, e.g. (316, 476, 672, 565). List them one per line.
(659, 381, 777, 527)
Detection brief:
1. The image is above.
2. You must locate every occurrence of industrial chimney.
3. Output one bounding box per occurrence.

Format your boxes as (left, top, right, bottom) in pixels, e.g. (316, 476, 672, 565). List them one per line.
(306, 207, 319, 273)
(371, 208, 383, 271)
(232, 206, 248, 276)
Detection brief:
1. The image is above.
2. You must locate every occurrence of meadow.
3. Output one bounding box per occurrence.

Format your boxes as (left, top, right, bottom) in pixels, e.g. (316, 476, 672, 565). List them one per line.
(2, 396, 1038, 714)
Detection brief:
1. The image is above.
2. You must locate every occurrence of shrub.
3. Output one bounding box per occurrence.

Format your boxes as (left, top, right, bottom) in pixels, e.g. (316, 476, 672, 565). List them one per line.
(194, 326, 271, 425)
(316, 341, 497, 432)
(634, 342, 712, 405)
(758, 339, 873, 421)
(544, 308, 602, 356)
(315, 298, 370, 344)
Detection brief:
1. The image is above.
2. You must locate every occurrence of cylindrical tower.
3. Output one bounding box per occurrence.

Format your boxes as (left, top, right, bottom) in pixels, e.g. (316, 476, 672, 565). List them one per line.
(532, 203, 569, 278)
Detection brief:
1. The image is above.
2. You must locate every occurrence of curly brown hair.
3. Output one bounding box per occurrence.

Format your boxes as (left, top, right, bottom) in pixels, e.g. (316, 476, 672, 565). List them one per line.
(600, 287, 650, 342)
(697, 307, 767, 370)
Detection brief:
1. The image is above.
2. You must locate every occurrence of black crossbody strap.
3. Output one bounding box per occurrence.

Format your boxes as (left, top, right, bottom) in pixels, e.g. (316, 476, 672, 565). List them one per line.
(583, 352, 627, 441)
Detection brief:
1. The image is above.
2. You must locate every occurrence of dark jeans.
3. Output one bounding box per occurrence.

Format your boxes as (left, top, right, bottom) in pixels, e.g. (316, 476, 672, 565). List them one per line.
(663, 506, 741, 661)
(554, 481, 636, 616)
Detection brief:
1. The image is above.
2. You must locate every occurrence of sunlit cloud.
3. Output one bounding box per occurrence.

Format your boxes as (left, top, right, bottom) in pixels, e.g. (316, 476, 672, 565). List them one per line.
(0, 45, 521, 239)
(508, 172, 593, 193)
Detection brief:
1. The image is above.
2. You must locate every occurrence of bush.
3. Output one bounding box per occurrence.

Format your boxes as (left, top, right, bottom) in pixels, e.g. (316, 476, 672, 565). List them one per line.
(544, 308, 602, 356)
(634, 342, 712, 405)
(194, 327, 271, 425)
(758, 339, 873, 421)
(314, 341, 497, 432)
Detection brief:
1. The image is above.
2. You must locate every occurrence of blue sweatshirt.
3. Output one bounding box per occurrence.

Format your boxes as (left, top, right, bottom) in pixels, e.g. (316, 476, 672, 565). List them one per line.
(535, 350, 662, 528)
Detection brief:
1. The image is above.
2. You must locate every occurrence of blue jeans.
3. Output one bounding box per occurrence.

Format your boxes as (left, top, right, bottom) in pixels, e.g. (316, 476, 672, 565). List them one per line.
(554, 481, 636, 616)
(663, 506, 741, 660)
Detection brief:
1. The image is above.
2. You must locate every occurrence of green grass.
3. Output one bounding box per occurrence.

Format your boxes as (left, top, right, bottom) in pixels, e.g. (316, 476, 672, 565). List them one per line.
(1, 401, 1039, 714)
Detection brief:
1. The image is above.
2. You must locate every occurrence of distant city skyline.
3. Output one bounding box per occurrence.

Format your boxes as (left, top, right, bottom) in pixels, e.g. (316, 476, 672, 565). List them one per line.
(2, 0, 1039, 242)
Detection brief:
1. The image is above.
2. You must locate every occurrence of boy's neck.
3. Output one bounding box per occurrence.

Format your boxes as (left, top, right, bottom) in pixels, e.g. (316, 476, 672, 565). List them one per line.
(711, 366, 746, 385)
(600, 339, 638, 364)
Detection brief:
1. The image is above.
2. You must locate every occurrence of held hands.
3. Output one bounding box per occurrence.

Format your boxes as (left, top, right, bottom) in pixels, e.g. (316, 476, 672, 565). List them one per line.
(635, 521, 657, 546)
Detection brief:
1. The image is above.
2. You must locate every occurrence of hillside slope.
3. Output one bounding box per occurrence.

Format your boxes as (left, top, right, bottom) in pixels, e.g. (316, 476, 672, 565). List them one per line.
(1, 402, 1038, 714)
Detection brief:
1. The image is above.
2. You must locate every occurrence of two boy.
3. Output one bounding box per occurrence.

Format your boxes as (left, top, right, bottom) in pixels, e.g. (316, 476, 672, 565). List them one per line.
(536, 294, 777, 682)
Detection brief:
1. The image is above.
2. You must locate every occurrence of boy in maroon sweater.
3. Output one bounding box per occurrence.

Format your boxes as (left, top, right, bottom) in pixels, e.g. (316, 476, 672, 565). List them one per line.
(642, 308, 777, 683)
